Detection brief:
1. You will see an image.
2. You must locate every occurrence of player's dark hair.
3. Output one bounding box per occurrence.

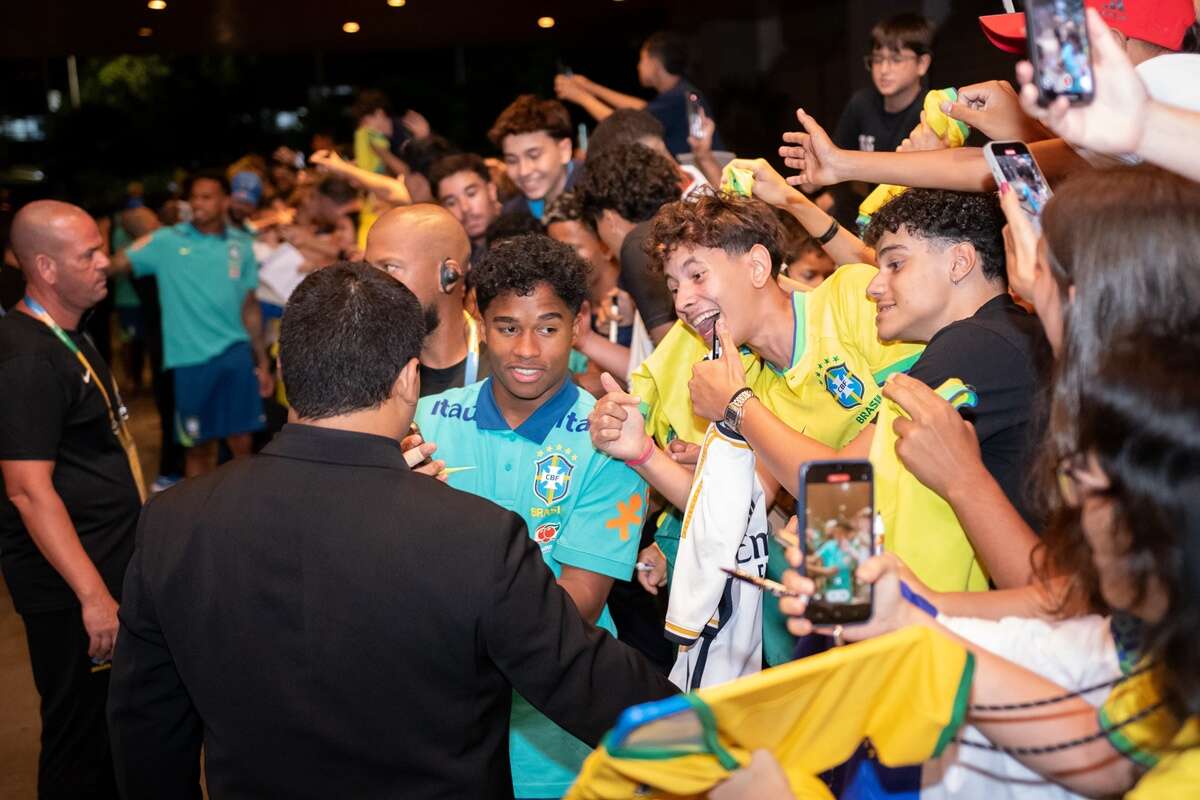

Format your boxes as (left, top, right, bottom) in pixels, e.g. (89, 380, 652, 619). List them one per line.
(576, 144, 679, 226)
(863, 189, 1006, 284)
(471, 234, 588, 315)
(280, 262, 425, 420)
(183, 170, 230, 198)
(643, 31, 689, 75)
(487, 95, 573, 147)
(405, 135, 459, 180)
(870, 12, 935, 55)
(646, 193, 786, 276)
(587, 109, 665, 158)
(429, 153, 492, 195)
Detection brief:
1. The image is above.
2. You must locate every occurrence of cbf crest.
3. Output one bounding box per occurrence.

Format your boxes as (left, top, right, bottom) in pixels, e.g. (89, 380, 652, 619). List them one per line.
(533, 446, 576, 505)
(816, 356, 865, 409)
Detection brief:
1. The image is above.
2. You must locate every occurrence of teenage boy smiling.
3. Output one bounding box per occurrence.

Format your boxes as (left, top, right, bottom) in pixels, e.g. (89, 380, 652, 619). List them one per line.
(488, 95, 580, 222)
(414, 234, 648, 800)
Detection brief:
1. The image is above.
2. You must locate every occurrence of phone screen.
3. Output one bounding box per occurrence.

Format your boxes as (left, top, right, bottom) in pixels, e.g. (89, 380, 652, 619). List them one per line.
(1026, 0, 1094, 105)
(799, 462, 874, 625)
(686, 92, 706, 139)
(987, 142, 1053, 228)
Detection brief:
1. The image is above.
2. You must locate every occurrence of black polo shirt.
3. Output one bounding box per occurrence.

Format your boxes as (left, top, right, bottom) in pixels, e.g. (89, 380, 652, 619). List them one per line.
(0, 311, 140, 615)
(907, 293, 1052, 528)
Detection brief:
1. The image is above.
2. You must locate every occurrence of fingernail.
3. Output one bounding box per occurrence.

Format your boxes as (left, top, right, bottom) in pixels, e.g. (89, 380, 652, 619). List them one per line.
(940, 101, 952, 113)
(999, 180, 1010, 195)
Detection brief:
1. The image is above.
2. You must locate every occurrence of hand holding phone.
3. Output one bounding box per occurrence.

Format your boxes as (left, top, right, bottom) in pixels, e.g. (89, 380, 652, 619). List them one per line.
(984, 141, 1053, 230)
(795, 461, 875, 626)
(1025, 0, 1094, 107)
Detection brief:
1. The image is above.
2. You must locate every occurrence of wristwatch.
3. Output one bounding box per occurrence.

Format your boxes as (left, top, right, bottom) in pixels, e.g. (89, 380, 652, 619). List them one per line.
(723, 387, 755, 434)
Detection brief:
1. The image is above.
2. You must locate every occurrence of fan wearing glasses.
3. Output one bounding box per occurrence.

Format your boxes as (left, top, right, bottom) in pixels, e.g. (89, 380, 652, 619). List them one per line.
(822, 13, 935, 225)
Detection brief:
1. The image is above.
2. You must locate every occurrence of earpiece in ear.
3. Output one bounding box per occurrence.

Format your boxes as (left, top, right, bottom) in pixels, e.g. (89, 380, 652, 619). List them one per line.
(439, 259, 462, 294)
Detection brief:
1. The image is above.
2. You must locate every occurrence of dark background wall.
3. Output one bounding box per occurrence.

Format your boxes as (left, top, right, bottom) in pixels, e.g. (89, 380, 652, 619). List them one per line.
(0, 0, 1018, 212)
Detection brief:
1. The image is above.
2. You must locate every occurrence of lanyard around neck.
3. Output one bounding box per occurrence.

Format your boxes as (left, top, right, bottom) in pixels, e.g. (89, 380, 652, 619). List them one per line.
(463, 311, 480, 386)
(23, 296, 147, 503)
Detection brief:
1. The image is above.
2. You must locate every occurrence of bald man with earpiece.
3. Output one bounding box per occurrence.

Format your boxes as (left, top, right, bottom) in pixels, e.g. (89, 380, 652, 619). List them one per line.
(0, 200, 143, 798)
(365, 203, 491, 398)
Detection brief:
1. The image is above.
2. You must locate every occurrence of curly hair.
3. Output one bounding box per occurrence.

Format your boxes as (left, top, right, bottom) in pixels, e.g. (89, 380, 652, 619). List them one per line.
(471, 234, 589, 315)
(587, 109, 665, 158)
(487, 95, 572, 147)
(863, 189, 1006, 284)
(576, 144, 680, 226)
(644, 193, 786, 275)
(543, 192, 586, 226)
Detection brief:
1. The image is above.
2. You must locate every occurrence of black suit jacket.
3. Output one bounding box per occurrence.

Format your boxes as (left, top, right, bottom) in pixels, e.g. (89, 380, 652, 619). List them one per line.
(107, 423, 676, 799)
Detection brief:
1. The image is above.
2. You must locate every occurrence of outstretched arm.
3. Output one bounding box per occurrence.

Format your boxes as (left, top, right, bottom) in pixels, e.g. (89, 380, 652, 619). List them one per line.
(311, 149, 412, 206)
(780, 108, 1085, 193)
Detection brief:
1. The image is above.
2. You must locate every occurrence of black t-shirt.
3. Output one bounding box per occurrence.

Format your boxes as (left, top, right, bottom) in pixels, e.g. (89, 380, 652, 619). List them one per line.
(419, 347, 491, 398)
(906, 294, 1052, 529)
(620, 220, 677, 332)
(833, 87, 924, 155)
(830, 87, 925, 229)
(0, 311, 141, 615)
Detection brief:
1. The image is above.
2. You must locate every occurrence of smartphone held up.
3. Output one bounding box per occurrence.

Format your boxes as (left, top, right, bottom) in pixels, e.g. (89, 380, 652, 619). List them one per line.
(795, 461, 875, 626)
(984, 140, 1053, 230)
(1026, 0, 1095, 107)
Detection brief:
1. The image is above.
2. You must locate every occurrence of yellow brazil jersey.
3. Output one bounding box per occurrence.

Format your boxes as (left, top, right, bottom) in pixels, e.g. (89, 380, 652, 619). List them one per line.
(631, 263, 924, 452)
(566, 625, 974, 800)
(1100, 662, 1200, 798)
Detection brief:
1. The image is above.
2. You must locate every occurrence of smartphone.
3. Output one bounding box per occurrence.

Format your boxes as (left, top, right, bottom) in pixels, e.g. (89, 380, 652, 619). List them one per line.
(710, 312, 722, 359)
(796, 460, 875, 625)
(1025, 0, 1094, 107)
(984, 141, 1054, 229)
(686, 92, 706, 139)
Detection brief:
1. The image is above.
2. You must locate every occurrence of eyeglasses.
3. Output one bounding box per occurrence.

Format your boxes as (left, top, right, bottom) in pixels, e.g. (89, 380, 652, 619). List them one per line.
(1056, 454, 1109, 508)
(863, 53, 920, 71)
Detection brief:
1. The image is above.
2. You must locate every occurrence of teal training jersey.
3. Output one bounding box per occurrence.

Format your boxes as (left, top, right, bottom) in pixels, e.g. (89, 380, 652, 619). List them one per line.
(128, 223, 258, 369)
(415, 377, 648, 799)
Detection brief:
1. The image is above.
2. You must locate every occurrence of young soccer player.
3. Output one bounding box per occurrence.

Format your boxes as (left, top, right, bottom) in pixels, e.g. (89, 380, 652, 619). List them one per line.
(414, 234, 648, 800)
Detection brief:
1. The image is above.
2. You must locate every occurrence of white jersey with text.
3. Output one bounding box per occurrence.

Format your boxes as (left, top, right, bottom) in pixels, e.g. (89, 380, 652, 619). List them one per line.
(665, 423, 769, 690)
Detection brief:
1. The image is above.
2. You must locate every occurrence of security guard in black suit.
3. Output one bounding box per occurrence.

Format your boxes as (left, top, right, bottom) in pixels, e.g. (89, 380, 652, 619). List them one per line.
(107, 262, 677, 799)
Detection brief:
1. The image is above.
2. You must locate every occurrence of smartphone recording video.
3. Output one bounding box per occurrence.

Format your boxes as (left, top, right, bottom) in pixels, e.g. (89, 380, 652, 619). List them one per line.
(686, 92, 706, 140)
(1026, 0, 1094, 106)
(984, 141, 1053, 229)
(798, 461, 874, 625)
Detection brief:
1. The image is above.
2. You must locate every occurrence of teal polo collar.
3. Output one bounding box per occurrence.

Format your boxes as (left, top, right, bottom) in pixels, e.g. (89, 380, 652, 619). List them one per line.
(473, 376, 579, 444)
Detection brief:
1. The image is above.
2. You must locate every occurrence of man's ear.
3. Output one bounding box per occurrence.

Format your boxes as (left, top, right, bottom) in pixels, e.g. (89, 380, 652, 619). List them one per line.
(33, 253, 57, 286)
(487, 182, 499, 206)
(394, 357, 422, 408)
(570, 304, 587, 346)
(917, 54, 932, 78)
(747, 243, 775, 289)
(948, 241, 978, 285)
(557, 137, 574, 166)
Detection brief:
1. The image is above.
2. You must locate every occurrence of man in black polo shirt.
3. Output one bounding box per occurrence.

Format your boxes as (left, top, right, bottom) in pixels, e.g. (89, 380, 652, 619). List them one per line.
(0, 200, 143, 798)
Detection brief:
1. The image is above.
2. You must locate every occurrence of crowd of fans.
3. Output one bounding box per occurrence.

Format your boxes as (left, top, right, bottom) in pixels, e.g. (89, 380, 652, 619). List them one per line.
(1, 3, 1200, 798)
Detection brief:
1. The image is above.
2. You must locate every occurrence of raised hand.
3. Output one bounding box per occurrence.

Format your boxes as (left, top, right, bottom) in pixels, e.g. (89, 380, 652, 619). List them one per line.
(779, 108, 844, 188)
(687, 318, 747, 422)
(998, 180, 1040, 301)
(942, 80, 1052, 143)
(724, 157, 795, 208)
(883, 372, 984, 501)
(588, 372, 651, 461)
(1015, 8, 1147, 155)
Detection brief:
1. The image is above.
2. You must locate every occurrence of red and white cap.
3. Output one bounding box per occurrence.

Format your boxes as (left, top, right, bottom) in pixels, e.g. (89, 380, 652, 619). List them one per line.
(980, 0, 1196, 54)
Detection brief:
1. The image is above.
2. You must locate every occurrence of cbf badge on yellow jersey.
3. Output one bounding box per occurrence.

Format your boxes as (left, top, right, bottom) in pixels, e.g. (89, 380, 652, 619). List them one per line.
(815, 356, 866, 410)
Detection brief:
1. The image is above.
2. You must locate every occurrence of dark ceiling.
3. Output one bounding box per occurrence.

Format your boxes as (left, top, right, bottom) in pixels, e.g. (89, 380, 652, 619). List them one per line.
(1, 0, 716, 59)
